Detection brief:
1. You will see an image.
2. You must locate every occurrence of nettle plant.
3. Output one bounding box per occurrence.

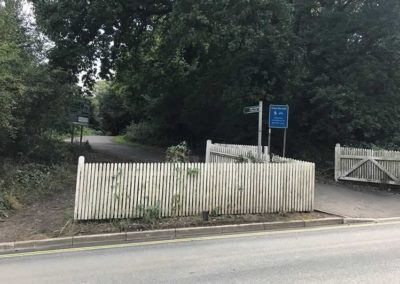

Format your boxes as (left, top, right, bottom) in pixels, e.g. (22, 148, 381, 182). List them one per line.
(166, 141, 190, 163)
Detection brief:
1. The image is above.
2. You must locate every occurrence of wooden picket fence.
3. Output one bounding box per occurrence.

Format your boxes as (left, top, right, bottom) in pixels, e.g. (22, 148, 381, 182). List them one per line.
(74, 157, 315, 220)
(335, 144, 400, 185)
(205, 140, 269, 163)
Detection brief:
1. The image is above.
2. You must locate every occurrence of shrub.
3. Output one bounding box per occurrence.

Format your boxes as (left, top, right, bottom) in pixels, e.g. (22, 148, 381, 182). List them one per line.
(125, 121, 157, 145)
(166, 141, 190, 162)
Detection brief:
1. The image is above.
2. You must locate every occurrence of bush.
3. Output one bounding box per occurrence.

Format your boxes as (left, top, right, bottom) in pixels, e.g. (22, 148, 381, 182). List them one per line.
(125, 121, 157, 145)
(166, 141, 190, 162)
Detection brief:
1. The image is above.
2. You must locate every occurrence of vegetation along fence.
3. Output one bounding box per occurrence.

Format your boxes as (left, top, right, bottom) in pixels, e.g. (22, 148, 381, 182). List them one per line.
(74, 156, 315, 220)
(335, 144, 400, 185)
(205, 140, 269, 163)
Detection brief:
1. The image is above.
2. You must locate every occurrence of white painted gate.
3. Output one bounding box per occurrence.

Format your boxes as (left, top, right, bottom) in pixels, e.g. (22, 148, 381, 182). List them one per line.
(335, 144, 400, 185)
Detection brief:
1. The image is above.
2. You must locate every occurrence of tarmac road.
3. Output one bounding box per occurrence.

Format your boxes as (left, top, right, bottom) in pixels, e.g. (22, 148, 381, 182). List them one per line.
(82, 136, 165, 162)
(1, 222, 400, 283)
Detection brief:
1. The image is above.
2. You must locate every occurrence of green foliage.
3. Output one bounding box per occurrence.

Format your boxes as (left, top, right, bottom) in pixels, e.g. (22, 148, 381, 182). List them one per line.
(187, 168, 200, 177)
(166, 141, 190, 162)
(137, 202, 161, 224)
(144, 203, 161, 224)
(125, 121, 158, 145)
(0, 160, 74, 215)
(0, 0, 78, 160)
(32, 0, 400, 163)
(93, 81, 131, 135)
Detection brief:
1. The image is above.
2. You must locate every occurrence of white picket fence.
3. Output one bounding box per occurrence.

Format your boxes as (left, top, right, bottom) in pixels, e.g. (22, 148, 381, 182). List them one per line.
(335, 144, 400, 185)
(74, 157, 315, 220)
(205, 140, 269, 163)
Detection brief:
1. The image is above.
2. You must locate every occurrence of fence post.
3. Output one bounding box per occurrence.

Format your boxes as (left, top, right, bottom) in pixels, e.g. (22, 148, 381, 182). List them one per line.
(74, 156, 85, 220)
(334, 144, 340, 181)
(205, 140, 212, 163)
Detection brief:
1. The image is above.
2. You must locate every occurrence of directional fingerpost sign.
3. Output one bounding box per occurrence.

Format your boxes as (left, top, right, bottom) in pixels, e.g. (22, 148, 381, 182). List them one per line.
(243, 105, 260, 114)
(243, 102, 263, 158)
(269, 105, 289, 129)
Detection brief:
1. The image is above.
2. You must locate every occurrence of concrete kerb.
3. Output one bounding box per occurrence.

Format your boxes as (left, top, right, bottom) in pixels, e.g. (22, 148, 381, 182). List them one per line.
(343, 218, 375, 224)
(73, 232, 126, 247)
(0, 217, 370, 254)
(374, 217, 400, 223)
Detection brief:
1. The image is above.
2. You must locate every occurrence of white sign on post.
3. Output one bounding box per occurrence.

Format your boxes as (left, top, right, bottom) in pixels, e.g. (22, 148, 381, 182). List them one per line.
(243, 101, 263, 159)
(78, 116, 89, 124)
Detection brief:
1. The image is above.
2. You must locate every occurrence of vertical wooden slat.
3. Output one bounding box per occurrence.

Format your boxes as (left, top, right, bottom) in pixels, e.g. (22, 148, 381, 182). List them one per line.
(228, 162, 232, 214)
(95, 163, 103, 219)
(92, 163, 100, 219)
(117, 163, 126, 218)
(127, 163, 134, 218)
(195, 163, 201, 215)
(84, 163, 93, 220)
(109, 163, 116, 219)
(273, 163, 278, 212)
(103, 163, 111, 219)
(122, 163, 130, 218)
(74, 156, 85, 220)
(136, 163, 143, 218)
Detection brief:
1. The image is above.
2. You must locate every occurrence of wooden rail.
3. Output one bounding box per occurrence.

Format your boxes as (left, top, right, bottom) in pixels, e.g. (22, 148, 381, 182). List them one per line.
(205, 140, 269, 163)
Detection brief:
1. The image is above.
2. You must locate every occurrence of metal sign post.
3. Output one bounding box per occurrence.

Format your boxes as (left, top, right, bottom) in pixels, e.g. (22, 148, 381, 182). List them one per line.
(268, 104, 289, 158)
(257, 101, 263, 159)
(243, 101, 263, 159)
(71, 117, 89, 145)
(70, 124, 75, 144)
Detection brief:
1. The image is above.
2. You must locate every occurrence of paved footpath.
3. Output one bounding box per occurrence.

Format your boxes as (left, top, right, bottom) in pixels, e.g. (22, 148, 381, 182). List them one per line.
(315, 183, 400, 218)
(82, 136, 165, 162)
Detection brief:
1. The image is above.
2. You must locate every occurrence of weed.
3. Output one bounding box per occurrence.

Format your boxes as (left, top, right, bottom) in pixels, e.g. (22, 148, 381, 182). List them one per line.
(136, 202, 162, 225)
(210, 207, 222, 217)
(166, 141, 190, 162)
(171, 194, 181, 216)
(187, 168, 200, 177)
(112, 219, 130, 231)
(143, 202, 161, 224)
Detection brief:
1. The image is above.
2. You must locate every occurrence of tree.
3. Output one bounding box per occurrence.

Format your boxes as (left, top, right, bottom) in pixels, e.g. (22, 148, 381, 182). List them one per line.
(0, 0, 76, 158)
(32, 0, 400, 162)
(289, 0, 400, 160)
(93, 81, 131, 135)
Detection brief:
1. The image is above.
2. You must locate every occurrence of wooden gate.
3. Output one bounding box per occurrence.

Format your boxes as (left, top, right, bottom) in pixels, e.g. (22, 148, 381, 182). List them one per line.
(335, 144, 400, 185)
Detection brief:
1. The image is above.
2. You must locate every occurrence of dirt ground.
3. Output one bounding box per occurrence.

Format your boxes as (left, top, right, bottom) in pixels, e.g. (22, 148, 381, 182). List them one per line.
(0, 150, 119, 242)
(0, 183, 75, 242)
(0, 140, 333, 243)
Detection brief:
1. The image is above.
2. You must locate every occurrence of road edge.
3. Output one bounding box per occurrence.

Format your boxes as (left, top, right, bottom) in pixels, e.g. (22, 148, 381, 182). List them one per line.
(0, 217, 351, 255)
(5, 216, 397, 255)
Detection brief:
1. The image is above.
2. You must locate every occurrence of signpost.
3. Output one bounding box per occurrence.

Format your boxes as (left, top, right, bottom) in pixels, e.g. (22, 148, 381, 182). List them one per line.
(73, 117, 89, 145)
(268, 105, 289, 158)
(243, 105, 260, 114)
(243, 101, 263, 159)
(70, 101, 91, 145)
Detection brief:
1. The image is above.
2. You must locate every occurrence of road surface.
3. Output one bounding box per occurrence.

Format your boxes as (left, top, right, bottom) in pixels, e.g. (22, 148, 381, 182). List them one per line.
(1, 222, 400, 283)
(82, 136, 165, 162)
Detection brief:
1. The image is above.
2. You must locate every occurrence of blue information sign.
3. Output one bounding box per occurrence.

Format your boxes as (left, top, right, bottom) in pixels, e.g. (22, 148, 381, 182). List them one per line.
(269, 105, 289, 129)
